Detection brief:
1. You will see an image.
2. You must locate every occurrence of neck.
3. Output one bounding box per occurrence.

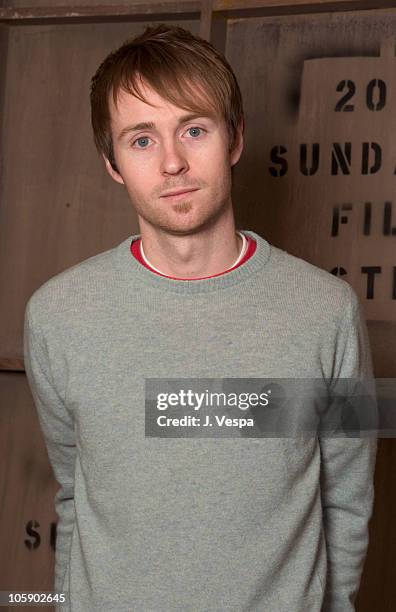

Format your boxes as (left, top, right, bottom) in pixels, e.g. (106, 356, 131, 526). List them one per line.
(138, 218, 242, 279)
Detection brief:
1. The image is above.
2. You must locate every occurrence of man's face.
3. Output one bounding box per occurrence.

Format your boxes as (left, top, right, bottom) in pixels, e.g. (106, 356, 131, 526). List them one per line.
(104, 78, 243, 236)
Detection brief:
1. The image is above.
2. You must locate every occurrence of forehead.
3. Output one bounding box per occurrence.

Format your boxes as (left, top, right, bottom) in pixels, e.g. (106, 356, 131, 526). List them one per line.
(109, 78, 220, 127)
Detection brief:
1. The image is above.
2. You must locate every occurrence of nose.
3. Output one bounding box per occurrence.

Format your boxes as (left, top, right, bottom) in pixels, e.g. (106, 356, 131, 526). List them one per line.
(160, 138, 189, 176)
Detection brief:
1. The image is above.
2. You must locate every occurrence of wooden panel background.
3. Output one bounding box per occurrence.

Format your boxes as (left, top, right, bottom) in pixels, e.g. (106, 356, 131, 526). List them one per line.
(0, 373, 58, 593)
(295, 49, 396, 321)
(227, 13, 396, 609)
(229, 8, 396, 374)
(0, 18, 198, 364)
(0, 3, 395, 611)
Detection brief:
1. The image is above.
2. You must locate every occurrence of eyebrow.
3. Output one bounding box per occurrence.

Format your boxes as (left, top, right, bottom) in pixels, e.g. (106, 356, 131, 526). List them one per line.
(117, 112, 216, 142)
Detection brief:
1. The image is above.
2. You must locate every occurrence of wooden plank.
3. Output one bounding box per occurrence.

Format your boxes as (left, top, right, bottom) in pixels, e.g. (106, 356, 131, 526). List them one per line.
(210, 11, 227, 54)
(0, 373, 59, 596)
(0, 23, 9, 207)
(0, 358, 24, 372)
(356, 438, 396, 612)
(0, 24, 10, 373)
(2, 0, 396, 22)
(200, 0, 213, 40)
(0, 1, 200, 21)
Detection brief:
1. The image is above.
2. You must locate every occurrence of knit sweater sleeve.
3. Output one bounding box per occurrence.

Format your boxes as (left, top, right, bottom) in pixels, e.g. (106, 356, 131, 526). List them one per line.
(23, 301, 76, 594)
(319, 285, 378, 612)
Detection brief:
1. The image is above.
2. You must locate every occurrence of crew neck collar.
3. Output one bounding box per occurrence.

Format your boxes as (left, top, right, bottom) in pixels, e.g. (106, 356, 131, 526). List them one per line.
(113, 229, 272, 295)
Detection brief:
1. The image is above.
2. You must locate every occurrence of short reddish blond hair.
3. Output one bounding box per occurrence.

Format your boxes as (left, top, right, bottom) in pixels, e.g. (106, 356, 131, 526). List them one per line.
(90, 23, 244, 171)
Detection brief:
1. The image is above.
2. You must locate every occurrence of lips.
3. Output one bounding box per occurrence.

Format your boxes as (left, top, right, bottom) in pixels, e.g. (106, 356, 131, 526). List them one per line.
(161, 188, 198, 198)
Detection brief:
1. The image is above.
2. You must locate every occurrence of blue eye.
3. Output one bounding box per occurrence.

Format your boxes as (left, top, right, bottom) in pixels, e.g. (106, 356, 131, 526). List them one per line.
(188, 127, 204, 137)
(134, 136, 150, 148)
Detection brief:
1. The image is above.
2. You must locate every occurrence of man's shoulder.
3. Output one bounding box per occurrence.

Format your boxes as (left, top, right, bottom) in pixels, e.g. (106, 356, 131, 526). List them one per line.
(268, 243, 354, 316)
(25, 240, 123, 325)
(271, 244, 347, 288)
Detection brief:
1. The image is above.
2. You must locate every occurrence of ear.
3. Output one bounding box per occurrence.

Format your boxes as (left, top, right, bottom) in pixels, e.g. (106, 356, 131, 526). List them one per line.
(102, 153, 125, 185)
(230, 120, 244, 168)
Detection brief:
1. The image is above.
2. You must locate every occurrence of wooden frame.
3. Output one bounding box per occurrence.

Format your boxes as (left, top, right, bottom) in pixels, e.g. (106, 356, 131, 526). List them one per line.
(1, 0, 396, 24)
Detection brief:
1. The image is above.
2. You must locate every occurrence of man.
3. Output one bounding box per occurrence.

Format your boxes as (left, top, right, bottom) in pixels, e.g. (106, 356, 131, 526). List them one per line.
(24, 24, 377, 612)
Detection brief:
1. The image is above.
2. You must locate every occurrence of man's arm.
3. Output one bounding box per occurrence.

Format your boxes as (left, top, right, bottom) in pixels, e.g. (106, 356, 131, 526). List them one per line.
(319, 284, 378, 612)
(23, 302, 76, 593)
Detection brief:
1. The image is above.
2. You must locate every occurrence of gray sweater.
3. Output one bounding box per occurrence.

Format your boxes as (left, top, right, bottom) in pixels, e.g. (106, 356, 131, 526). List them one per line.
(23, 229, 377, 612)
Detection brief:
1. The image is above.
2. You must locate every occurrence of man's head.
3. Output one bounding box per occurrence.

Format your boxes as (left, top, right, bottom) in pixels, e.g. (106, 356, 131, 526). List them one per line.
(90, 24, 245, 236)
